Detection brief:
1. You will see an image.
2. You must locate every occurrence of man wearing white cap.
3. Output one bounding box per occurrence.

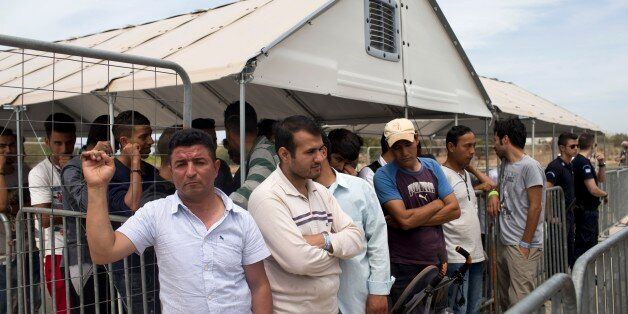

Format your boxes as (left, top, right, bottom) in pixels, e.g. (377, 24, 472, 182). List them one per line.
(373, 118, 460, 305)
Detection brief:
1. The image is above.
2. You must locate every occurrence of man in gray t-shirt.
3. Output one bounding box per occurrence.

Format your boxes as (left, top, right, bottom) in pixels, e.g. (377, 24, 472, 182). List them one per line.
(499, 155, 546, 247)
(488, 118, 546, 310)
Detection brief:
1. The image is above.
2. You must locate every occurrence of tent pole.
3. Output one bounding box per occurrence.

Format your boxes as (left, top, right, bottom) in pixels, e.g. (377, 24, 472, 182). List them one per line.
(14, 105, 25, 314)
(235, 59, 257, 185)
(551, 124, 556, 158)
(484, 118, 490, 175)
(454, 113, 459, 126)
(107, 93, 117, 152)
(531, 118, 536, 159)
(239, 80, 247, 185)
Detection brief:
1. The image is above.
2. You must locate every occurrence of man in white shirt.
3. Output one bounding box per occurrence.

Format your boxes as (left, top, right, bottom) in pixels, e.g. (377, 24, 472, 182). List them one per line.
(83, 128, 273, 313)
(441, 125, 493, 313)
(28, 113, 77, 312)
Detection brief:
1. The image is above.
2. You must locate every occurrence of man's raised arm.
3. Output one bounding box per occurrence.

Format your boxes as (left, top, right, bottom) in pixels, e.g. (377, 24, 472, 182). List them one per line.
(83, 150, 136, 264)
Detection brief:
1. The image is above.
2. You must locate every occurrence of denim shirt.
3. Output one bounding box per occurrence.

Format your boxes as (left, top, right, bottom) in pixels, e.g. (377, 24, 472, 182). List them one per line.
(329, 170, 394, 313)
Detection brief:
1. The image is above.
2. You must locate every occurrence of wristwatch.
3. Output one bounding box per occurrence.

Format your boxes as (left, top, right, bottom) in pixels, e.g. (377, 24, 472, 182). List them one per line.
(322, 231, 333, 253)
(518, 240, 531, 249)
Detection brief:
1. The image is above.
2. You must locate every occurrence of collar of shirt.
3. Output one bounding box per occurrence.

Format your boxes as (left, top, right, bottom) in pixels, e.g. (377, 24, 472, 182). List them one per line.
(378, 155, 387, 167)
(328, 168, 350, 194)
(170, 188, 234, 215)
(275, 167, 318, 198)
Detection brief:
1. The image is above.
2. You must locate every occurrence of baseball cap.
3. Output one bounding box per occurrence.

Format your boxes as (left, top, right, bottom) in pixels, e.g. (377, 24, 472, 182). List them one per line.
(384, 118, 416, 147)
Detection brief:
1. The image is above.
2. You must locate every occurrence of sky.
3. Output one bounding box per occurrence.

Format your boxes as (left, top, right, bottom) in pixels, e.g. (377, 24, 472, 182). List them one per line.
(1, 0, 626, 134)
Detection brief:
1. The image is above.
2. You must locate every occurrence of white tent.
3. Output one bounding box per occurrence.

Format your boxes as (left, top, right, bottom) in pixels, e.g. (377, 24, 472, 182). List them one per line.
(0, 0, 492, 136)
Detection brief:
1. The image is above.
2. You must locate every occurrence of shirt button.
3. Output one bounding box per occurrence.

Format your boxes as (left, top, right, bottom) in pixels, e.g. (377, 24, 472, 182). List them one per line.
(207, 294, 211, 300)
(204, 264, 210, 271)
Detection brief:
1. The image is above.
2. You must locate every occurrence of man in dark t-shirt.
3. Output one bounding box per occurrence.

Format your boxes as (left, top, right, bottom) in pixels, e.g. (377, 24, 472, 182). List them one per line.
(572, 133, 607, 260)
(373, 118, 459, 305)
(545, 132, 578, 267)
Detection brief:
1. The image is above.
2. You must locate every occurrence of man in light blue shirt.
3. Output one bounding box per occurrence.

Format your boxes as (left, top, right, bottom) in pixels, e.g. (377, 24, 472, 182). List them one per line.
(82, 128, 273, 313)
(315, 130, 393, 313)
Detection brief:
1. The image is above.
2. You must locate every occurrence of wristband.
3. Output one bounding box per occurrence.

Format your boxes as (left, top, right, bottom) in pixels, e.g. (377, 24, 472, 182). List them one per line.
(488, 190, 499, 198)
(322, 231, 332, 252)
(598, 163, 606, 168)
(518, 240, 531, 249)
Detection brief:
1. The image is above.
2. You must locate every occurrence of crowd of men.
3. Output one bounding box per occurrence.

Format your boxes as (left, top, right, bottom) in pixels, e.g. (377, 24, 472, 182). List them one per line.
(0, 102, 609, 313)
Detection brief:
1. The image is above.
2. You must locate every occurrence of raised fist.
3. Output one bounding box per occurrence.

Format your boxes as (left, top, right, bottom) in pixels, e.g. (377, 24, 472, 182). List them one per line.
(81, 150, 115, 188)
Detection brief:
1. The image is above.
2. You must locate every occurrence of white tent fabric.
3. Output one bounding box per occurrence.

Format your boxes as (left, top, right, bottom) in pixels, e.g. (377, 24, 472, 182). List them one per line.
(0, 0, 492, 133)
(481, 77, 600, 132)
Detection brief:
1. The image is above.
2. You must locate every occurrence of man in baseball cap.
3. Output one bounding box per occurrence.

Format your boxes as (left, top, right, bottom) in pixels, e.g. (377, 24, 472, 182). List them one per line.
(373, 118, 460, 305)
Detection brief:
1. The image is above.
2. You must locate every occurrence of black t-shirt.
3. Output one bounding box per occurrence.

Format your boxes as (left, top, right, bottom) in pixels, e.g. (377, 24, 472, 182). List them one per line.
(572, 154, 600, 209)
(545, 157, 575, 209)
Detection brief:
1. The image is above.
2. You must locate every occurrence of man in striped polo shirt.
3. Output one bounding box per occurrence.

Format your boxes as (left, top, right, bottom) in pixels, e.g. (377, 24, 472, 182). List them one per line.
(224, 101, 280, 208)
(249, 116, 364, 313)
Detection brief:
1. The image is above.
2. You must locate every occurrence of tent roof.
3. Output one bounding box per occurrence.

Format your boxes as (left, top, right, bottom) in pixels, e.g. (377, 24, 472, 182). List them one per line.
(1, 0, 492, 127)
(480, 77, 600, 132)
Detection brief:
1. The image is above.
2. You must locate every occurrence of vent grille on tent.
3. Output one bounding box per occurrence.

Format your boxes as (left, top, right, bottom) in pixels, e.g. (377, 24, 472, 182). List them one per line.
(365, 0, 399, 61)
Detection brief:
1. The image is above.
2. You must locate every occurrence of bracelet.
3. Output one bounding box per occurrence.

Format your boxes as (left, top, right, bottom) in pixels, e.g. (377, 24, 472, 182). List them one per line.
(488, 190, 499, 198)
(322, 231, 332, 252)
(130, 169, 142, 175)
(518, 240, 531, 249)
(598, 163, 606, 168)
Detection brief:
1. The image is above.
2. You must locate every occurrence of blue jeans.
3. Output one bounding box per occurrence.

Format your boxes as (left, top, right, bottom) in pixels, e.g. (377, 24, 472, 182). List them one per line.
(447, 261, 484, 314)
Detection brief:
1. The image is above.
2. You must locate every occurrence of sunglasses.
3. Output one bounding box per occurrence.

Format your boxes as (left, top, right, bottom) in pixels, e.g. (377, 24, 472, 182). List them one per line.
(568, 144, 578, 149)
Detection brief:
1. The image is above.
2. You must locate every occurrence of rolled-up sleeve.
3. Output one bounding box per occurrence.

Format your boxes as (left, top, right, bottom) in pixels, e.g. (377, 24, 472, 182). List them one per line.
(241, 212, 271, 265)
(116, 204, 156, 254)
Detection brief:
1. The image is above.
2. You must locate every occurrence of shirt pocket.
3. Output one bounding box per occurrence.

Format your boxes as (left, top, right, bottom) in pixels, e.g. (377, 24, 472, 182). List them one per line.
(214, 235, 244, 272)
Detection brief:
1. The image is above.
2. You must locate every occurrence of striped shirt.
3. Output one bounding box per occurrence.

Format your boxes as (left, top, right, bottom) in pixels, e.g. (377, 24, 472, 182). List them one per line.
(249, 168, 364, 313)
(230, 136, 279, 209)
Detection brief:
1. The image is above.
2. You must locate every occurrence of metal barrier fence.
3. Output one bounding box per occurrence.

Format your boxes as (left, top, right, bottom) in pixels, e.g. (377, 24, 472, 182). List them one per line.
(0, 34, 191, 313)
(505, 273, 577, 314)
(599, 169, 628, 236)
(572, 227, 628, 314)
(539, 186, 569, 283)
(7, 207, 161, 314)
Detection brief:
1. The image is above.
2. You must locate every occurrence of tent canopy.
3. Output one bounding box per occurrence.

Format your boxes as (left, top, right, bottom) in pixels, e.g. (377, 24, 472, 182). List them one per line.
(1, 0, 493, 136)
(481, 77, 600, 132)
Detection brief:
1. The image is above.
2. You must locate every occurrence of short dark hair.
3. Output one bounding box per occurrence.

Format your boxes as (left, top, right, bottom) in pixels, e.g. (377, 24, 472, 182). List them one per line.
(192, 118, 215, 130)
(44, 113, 76, 138)
(578, 133, 595, 150)
(168, 128, 216, 161)
(494, 118, 526, 149)
(224, 101, 257, 135)
(85, 115, 110, 147)
(557, 132, 578, 147)
(112, 110, 151, 140)
(275, 115, 323, 156)
(380, 134, 389, 154)
(225, 115, 257, 135)
(257, 119, 277, 141)
(157, 126, 182, 164)
(327, 129, 363, 162)
(0, 128, 15, 137)
(446, 125, 474, 146)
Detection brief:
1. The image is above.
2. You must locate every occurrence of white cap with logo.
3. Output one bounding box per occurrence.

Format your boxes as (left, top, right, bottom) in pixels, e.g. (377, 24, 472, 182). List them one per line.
(384, 118, 416, 147)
